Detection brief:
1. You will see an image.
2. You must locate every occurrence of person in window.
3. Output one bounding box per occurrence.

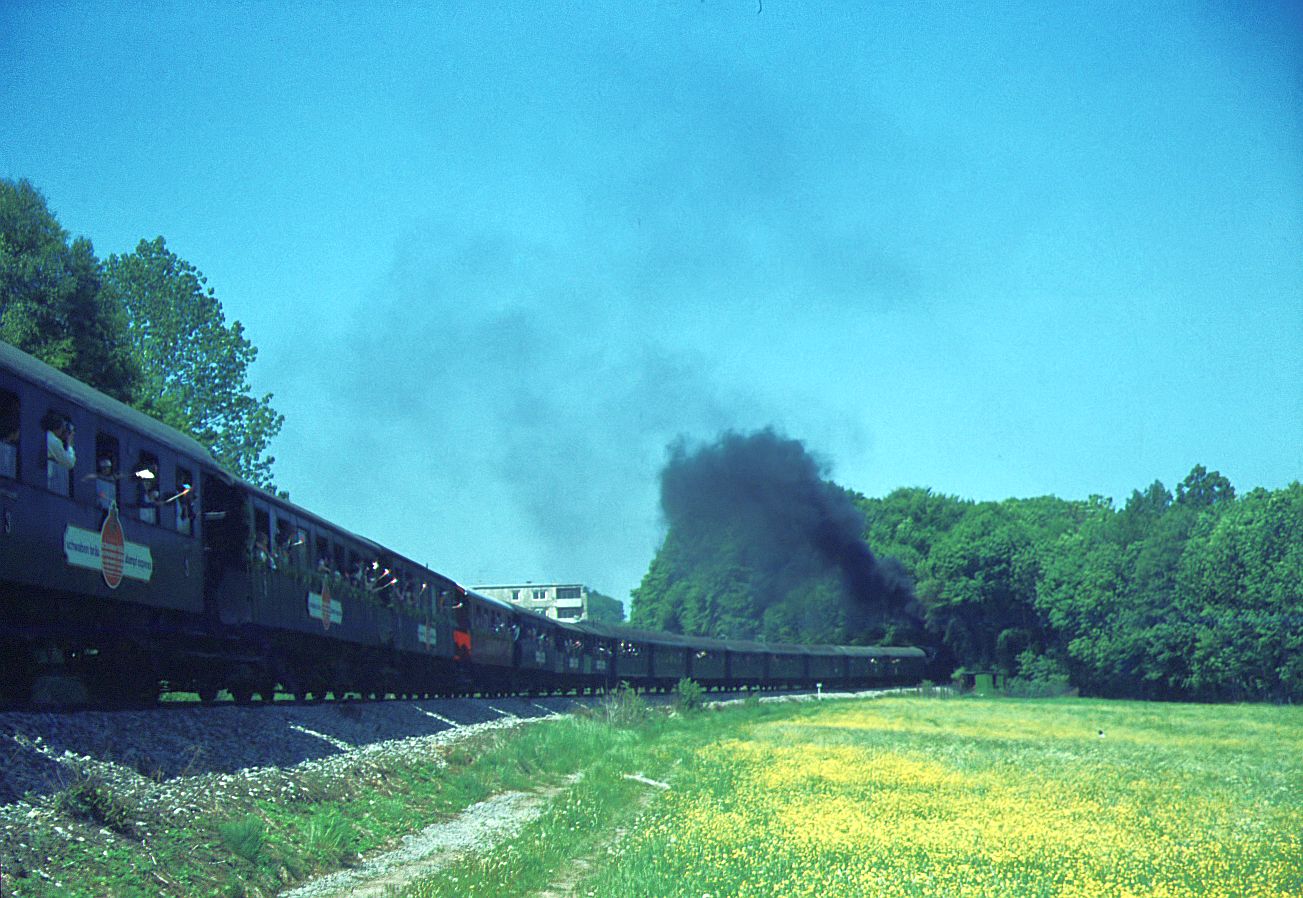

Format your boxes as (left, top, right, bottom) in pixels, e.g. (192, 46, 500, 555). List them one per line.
(254, 532, 274, 569)
(167, 482, 195, 534)
(134, 462, 160, 523)
(43, 413, 75, 494)
(0, 422, 18, 479)
(88, 456, 120, 510)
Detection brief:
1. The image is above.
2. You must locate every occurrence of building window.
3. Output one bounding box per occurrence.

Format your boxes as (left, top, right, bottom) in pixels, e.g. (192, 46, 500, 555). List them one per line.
(556, 586, 582, 600)
(557, 606, 581, 619)
(533, 588, 547, 600)
(511, 589, 521, 601)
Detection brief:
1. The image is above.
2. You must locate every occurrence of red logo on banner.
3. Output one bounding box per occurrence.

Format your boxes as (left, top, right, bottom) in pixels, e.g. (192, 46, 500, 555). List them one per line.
(321, 580, 333, 631)
(100, 503, 125, 589)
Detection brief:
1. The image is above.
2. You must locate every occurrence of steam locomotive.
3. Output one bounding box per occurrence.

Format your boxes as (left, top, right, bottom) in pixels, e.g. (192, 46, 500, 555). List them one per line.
(0, 340, 924, 707)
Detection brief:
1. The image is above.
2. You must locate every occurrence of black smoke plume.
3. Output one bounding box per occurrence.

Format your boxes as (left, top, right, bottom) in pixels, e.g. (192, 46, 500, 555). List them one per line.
(659, 429, 914, 634)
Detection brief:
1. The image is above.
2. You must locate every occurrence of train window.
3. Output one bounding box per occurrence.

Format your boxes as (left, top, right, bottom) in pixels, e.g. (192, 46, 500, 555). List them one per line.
(133, 451, 161, 524)
(94, 433, 120, 510)
(286, 526, 307, 568)
(0, 390, 18, 479)
(315, 535, 332, 574)
(253, 508, 272, 566)
(332, 543, 346, 578)
(174, 466, 195, 535)
(42, 409, 76, 496)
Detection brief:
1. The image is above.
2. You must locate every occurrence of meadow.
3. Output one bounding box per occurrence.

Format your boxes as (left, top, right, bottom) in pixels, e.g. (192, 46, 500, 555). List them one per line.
(7, 692, 1299, 897)
(572, 696, 1303, 898)
(401, 693, 1302, 898)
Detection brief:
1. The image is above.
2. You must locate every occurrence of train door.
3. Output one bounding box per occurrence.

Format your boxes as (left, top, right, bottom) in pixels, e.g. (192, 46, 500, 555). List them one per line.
(202, 474, 253, 624)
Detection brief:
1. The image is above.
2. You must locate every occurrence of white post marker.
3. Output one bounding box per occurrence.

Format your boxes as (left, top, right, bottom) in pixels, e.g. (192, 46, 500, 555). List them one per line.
(817, 681, 823, 700)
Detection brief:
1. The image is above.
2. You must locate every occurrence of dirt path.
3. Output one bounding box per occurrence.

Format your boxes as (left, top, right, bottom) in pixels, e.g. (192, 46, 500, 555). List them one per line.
(277, 781, 573, 898)
(528, 776, 667, 898)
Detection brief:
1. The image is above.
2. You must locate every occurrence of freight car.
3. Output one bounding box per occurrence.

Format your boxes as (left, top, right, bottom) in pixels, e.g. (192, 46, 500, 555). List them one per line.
(0, 341, 925, 707)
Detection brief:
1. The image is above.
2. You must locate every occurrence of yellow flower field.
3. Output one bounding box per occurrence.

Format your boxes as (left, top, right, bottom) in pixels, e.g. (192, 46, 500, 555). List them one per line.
(586, 697, 1303, 898)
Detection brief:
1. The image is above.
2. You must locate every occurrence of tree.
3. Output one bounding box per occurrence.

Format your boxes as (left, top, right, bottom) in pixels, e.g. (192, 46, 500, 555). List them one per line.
(1176, 482, 1303, 701)
(1175, 464, 1235, 509)
(0, 178, 139, 400)
(102, 237, 283, 488)
(585, 589, 626, 624)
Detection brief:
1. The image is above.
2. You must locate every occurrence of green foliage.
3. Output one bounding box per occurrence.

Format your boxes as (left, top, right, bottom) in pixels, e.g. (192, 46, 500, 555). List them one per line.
(599, 681, 651, 727)
(102, 237, 284, 488)
(302, 807, 354, 864)
(673, 677, 705, 713)
(217, 814, 265, 864)
(585, 588, 626, 623)
(0, 178, 140, 400)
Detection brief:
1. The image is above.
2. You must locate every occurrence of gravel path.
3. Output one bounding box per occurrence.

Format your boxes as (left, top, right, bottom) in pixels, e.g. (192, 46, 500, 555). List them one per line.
(277, 784, 573, 898)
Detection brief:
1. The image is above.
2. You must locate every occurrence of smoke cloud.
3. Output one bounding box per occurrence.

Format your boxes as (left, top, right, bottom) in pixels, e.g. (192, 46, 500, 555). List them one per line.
(660, 428, 914, 630)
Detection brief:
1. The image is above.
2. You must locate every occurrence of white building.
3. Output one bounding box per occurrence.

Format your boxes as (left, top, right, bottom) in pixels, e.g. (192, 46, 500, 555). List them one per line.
(472, 582, 589, 621)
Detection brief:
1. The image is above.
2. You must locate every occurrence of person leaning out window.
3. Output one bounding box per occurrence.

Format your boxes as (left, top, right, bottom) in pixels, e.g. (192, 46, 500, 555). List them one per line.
(42, 412, 75, 495)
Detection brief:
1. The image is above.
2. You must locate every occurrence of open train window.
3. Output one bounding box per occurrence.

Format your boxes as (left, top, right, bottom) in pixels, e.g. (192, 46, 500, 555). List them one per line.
(253, 508, 272, 565)
(174, 466, 195, 535)
(42, 408, 76, 496)
(0, 390, 18, 479)
(94, 433, 120, 510)
(133, 450, 161, 524)
(315, 535, 332, 574)
(288, 525, 307, 568)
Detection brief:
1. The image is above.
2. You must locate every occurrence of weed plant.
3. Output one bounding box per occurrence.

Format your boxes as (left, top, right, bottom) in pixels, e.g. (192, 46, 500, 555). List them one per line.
(672, 677, 705, 713)
(216, 815, 265, 864)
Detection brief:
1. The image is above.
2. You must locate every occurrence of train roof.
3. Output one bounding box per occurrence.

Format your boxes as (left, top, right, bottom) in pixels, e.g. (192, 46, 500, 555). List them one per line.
(1, 340, 230, 479)
(238, 476, 386, 555)
(572, 621, 924, 658)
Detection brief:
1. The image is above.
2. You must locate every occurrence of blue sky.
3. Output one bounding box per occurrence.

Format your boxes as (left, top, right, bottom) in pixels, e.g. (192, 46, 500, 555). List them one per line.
(3, 2, 1300, 604)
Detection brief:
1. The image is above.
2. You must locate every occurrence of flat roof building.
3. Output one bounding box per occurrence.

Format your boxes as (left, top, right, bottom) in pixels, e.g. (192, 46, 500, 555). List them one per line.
(472, 583, 590, 621)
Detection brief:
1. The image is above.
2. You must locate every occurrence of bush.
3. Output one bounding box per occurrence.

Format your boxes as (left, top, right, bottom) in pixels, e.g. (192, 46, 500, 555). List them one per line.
(1005, 652, 1074, 698)
(600, 681, 650, 727)
(674, 678, 705, 714)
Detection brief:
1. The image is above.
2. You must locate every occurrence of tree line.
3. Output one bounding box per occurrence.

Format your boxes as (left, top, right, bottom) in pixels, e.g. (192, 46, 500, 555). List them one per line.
(633, 464, 1301, 703)
(0, 178, 282, 488)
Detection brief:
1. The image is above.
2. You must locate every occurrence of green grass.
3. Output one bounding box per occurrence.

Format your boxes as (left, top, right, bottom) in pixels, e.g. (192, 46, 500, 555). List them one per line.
(574, 697, 1303, 898)
(8, 694, 1300, 898)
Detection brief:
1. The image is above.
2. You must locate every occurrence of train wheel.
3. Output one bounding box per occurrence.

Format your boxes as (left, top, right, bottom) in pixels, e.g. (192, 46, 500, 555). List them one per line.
(231, 687, 254, 705)
(258, 684, 277, 703)
(198, 687, 219, 705)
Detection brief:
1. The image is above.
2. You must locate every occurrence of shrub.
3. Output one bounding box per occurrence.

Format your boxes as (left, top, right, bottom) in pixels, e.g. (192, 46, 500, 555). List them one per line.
(600, 681, 650, 727)
(674, 678, 705, 714)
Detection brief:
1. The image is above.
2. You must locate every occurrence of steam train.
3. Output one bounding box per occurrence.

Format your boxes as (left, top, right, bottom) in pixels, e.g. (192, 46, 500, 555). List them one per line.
(0, 340, 925, 707)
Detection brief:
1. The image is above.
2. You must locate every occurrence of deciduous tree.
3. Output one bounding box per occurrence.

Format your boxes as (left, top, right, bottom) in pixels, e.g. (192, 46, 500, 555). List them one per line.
(0, 178, 139, 400)
(102, 237, 283, 488)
